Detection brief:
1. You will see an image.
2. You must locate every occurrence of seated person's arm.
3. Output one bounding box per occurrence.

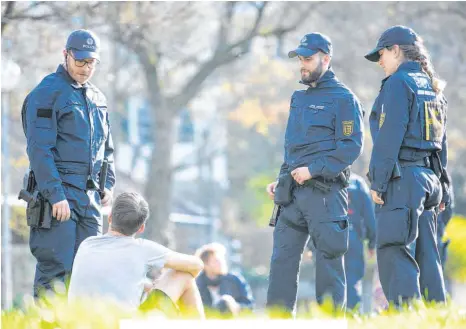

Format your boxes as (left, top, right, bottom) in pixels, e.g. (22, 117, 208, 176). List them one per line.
(164, 251, 204, 278)
(233, 274, 255, 310)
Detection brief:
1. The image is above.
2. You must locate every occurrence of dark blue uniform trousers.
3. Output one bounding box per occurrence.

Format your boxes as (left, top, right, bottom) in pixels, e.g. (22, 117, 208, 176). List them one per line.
(345, 229, 365, 310)
(29, 185, 102, 298)
(437, 206, 452, 269)
(267, 182, 349, 315)
(376, 166, 446, 306)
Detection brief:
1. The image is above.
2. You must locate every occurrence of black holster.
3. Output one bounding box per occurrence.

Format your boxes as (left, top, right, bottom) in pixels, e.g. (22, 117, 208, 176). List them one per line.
(18, 170, 53, 229)
(337, 168, 351, 187)
(25, 194, 52, 229)
(430, 152, 450, 203)
(269, 204, 281, 227)
(429, 152, 443, 179)
(391, 162, 402, 180)
(274, 173, 294, 206)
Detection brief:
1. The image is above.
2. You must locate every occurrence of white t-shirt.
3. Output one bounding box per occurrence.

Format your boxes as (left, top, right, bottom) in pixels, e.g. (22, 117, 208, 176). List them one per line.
(68, 233, 170, 310)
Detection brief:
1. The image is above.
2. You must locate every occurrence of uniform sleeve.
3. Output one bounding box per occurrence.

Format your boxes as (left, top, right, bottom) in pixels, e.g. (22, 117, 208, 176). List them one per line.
(368, 76, 411, 193)
(359, 179, 376, 249)
(25, 93, 66, 204)
(308, 96, 364, 178)
(277, 93, 295, 178)
(232, 273, 254, 310)
(104, 111, 116, 190)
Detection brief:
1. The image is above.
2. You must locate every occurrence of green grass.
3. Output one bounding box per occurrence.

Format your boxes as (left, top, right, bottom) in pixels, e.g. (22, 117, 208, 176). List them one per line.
(445, 215, 466, 282)
(2, 295, 465, 329)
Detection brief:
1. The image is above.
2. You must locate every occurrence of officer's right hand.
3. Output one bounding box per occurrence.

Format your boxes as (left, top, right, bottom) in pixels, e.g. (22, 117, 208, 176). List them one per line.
(439, 202, 446, 212)
(52, 200, 71, 221)
(266, 181, 278, 200)
(370, 190, 384, 205)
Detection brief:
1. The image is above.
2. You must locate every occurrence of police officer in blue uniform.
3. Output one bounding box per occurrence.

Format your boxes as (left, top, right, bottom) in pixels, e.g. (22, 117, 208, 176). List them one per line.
(365, 25, 449, 306)
(345, 173, 376, 311)
(266, 33, 364, 316)
(22, 29, 116, 297)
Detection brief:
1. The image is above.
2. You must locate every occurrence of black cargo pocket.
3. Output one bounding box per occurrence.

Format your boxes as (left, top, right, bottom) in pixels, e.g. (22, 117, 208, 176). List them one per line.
(376, 207, 411, 248)
(313, 216, 349, 259)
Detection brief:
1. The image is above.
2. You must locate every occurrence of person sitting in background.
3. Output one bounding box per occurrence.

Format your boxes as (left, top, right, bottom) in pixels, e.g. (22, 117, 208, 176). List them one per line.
(68, 192, 205, 318)
(195, 243, 254, 318)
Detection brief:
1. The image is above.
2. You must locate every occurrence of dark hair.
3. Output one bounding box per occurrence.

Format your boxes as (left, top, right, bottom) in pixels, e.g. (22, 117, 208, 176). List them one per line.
(394, 38, 446, 94)
(110, 192, 149, 236)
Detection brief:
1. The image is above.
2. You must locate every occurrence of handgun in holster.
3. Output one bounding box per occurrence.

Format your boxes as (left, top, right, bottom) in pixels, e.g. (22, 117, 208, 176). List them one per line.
(337, 168, 351, 188)
(430, 152, 451, 202)
(18, 170, 52, 229)
(391, 162, 402, 180)
(99, 159, 109, 199)
(269, 203, 281, 227)
(429, 152, 443, 179)
(274, 173, 294, 206)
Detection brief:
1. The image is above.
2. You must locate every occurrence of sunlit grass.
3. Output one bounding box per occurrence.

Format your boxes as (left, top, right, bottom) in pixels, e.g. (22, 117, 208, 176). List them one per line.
(2, 293, 465, 329)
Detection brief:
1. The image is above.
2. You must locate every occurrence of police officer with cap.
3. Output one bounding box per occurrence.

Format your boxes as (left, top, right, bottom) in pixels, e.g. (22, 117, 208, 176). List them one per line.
(22, 29, 116, 298)
(365, 25, 449, 306)
(266, 32, 364, 316)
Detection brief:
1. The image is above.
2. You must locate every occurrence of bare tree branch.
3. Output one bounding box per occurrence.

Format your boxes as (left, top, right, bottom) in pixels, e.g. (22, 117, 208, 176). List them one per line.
(167, 2, 319, 112)
(227, 1, 268, 52)
(1, 1, 15, 34)
(216, 1, 237, 52)
(260, 2, 322, 37)
(167, 2, 269, 111)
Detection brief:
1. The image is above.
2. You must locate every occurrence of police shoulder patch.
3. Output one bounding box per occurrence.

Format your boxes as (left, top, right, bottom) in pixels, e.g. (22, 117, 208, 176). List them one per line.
(342, 120, 354, 136)
(379, 112, 386, 129)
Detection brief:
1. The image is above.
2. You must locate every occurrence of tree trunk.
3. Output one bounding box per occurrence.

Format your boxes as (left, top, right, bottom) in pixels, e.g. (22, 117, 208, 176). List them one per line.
(142, 66, 176, 247)
(143, 105, 176, 247)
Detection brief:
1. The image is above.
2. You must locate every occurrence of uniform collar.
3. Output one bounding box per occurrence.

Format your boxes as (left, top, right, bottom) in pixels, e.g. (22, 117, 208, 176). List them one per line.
(379, 61, 421, 91)
(56, 64, 88, 89)
(397, 61, 421, 72)
(379, 75, 390, 91)
(300, 68, 337, 89)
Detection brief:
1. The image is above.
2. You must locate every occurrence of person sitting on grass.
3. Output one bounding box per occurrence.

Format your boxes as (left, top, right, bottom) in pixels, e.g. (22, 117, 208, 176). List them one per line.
(68, 192, 205, 319)
(195, 243, 254, 318)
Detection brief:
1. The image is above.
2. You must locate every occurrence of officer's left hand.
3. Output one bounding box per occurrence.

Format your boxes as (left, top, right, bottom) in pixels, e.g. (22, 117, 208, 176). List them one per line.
(101, 188, 113, 207)
(291, 167, 312, 185)
(370, 190, 384, 205)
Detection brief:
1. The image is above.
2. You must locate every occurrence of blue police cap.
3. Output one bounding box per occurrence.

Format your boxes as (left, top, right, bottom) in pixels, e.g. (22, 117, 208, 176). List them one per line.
(288, 33, 333, 58)
(365, 25, 418, 62)
(66, 29, 100, 61)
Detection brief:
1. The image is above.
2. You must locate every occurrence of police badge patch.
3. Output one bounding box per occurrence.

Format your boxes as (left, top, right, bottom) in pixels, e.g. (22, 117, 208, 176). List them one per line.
(343, 121, 354, 136)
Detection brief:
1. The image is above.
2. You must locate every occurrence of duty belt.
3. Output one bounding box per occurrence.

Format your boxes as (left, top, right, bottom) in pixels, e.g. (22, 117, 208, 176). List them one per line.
(399, 156, 430, 168)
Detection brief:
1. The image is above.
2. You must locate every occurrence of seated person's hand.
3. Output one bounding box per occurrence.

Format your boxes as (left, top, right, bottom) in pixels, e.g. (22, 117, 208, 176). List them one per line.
(142, 278, 155, 293)
(221, 294, 240, 316)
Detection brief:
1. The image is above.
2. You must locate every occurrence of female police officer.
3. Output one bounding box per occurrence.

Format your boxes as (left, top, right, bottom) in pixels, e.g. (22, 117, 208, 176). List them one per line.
(365, 25, 449, 307)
